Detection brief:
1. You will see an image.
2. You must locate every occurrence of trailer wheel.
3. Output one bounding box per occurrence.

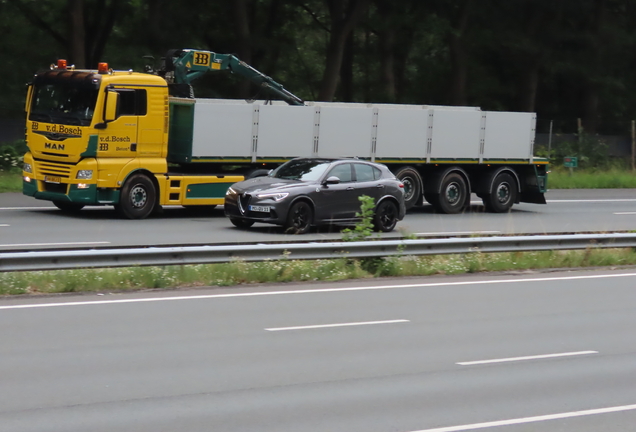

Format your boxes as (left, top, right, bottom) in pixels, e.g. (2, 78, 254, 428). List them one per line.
(285, 200, 313, 234)
(394, 167, 422, 210)
(483, 172, 517, 213)
(53, 201, 85, 213)
(230, 218, 254, 228)
(435, 172, 467, 214)
(117, 174, 157, 219)
(373, 200, 399, 232)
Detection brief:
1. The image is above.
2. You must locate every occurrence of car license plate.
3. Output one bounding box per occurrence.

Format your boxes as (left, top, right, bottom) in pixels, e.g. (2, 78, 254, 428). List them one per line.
(44, 176, 62, 184)
(249, 205, 270, 213)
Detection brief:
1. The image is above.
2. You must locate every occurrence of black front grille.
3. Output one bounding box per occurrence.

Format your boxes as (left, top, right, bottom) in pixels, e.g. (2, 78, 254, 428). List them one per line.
(239, 194, 251, 213)
(43, 182, 68, 194)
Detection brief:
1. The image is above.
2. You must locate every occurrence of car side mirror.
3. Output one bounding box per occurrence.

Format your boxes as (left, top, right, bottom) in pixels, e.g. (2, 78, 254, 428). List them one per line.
(323, 176, 340, 185)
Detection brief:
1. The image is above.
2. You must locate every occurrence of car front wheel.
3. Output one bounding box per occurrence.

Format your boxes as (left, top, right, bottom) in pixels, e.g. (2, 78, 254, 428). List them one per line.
(285, 201, 313, 234)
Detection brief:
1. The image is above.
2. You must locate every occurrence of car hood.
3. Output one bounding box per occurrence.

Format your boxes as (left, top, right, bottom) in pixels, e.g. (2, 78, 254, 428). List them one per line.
(232, 176, 313, 193)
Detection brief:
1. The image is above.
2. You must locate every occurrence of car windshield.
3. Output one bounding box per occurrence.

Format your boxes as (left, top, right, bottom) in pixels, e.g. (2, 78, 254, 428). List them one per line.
(271, 159, 332, 181)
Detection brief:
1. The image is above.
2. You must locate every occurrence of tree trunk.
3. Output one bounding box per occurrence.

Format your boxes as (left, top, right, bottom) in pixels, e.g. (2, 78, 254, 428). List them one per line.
(447, 0, 473, 106)
(581, 0, 606, 134)
(318, 0, 370, 101)
(340, 33, 355, 101)
(68, 0, 86, 68)
(377, 0, 396, 102)
(233, 0, 252, 99)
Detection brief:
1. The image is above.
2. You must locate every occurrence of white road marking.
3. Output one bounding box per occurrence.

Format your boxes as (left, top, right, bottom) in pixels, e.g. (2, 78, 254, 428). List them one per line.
(1, 271, 636, 311)
(265, 319, 409, 332)
(0, 224, 9, 227)
(457, 350, 598, 366)
(0, 241, 111, 248)
(547, 199, 636, 203)
(0, 207, 55, 210)
(414, 231, 500, 236)
(614, 212, 636, 215)
(409, 403, 636, 432)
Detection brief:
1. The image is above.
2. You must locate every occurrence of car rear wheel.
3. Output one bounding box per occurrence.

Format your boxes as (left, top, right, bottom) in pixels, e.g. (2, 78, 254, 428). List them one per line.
(373, 200, 398, 232)
(285, 201, 313, 234)
(230, 218, 255, 228)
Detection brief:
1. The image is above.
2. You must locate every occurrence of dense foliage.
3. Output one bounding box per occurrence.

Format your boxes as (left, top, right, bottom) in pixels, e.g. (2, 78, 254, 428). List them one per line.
(2, 0, 636, 135)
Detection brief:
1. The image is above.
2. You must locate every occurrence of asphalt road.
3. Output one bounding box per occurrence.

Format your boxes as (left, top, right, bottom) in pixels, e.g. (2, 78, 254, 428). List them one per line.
(1, 189, 636, 251)
(1, 270, 636, 431)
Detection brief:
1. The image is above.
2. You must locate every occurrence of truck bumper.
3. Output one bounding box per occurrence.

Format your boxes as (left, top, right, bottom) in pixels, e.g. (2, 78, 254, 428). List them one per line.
(23, 179, 119, 205)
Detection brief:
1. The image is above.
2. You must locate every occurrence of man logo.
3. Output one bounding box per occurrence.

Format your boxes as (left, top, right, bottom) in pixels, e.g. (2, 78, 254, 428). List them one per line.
(45, 143, 65, 150)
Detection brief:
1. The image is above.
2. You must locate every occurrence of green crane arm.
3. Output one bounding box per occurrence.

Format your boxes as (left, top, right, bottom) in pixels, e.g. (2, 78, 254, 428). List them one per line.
(162, 49, 304, 106)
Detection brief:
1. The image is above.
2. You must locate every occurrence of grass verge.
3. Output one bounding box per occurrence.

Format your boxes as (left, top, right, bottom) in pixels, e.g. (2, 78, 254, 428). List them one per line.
(548, 167, 636, 189)
(0, 169, 22, 193)
(2, 248, 635, 296)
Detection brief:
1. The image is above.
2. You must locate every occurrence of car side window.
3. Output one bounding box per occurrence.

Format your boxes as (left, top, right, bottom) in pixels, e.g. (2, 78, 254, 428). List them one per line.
(354, 164, 380, 182)
(327, 163, 353, 182)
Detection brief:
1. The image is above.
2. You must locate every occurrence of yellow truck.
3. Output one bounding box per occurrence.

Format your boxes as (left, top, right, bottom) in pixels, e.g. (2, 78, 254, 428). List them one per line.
(22, 49, 547, 219)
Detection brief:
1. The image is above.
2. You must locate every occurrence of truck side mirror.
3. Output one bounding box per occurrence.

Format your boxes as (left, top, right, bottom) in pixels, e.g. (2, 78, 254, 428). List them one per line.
(95, 90, 120, 129)
(25, 84, 33, 113)
(104, 90, 120, 122)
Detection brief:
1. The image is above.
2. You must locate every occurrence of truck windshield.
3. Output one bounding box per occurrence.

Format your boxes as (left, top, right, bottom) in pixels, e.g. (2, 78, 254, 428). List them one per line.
(29, 84, 98, 127)
(272, 159, 332, 181)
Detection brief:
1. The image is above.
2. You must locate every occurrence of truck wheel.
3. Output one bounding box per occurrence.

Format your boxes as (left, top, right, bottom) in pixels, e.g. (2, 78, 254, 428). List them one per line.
(373, 200, 399, 232)
(285, 201, 313, 234)
(435, 172, 467, 214)
(53, 201, 85, 213)
(117, 174, 157, 219)
(394, 167, 422, 210)
(483, 172, 517, 213)
(230, 218, 254, 228)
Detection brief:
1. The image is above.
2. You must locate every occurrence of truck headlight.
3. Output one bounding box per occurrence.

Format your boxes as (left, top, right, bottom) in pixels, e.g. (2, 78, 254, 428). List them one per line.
(76, 170, 93, 180)
(255, 192, 289, 202)
(23, 163, 32, 173)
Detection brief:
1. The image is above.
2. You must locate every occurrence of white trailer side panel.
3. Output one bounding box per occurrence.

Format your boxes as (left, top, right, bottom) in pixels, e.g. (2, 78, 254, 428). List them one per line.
(316, 106, 374, 158)
(192, 101, 253, 157)
(375, 107, 429, 158)
(257, 105, 315, 157)
(483, 112, 535, 160)
(429, 109, 482, 159)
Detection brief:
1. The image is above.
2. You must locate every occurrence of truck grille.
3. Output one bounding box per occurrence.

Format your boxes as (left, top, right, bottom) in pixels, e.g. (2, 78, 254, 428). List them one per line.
(36, 161, 72, 179)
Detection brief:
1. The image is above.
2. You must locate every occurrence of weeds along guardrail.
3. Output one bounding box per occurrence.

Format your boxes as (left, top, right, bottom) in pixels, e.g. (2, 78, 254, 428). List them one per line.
(2, 233, 636, 272)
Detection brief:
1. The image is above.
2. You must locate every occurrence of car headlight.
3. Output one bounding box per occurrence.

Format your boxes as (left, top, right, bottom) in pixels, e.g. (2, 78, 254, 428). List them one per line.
(76, 170, 93, 180)
(255, 192, 289, 202)
(23, 163, 33, 173)
(226, 187, 237, 196)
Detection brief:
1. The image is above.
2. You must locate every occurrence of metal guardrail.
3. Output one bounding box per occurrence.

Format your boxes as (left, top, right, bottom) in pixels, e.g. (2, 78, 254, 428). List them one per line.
(2, 233, 636, 272)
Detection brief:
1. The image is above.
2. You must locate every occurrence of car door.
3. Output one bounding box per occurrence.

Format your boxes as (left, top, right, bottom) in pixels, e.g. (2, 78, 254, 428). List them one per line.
(312, 163, 357, 221)
(353, 162, 384, 203)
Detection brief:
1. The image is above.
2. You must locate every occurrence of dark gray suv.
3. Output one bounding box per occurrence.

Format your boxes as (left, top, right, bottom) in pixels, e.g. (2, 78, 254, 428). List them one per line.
(224, 158, 406, 234)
